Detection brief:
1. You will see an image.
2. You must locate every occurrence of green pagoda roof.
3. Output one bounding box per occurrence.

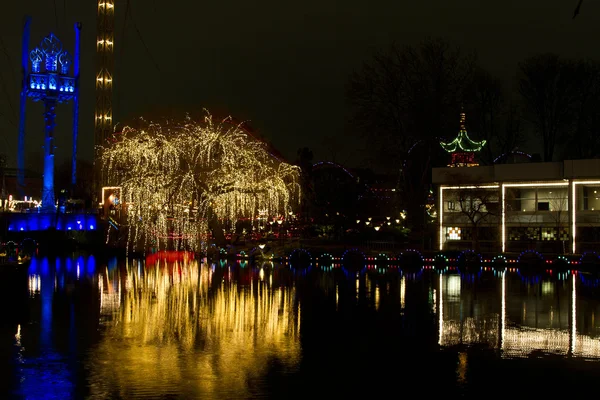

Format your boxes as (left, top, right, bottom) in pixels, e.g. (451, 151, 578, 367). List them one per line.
(440, 112, 486, 153)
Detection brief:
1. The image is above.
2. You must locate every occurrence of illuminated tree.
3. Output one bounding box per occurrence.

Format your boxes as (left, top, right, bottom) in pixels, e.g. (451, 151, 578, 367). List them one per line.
(102, 112, 301, 252)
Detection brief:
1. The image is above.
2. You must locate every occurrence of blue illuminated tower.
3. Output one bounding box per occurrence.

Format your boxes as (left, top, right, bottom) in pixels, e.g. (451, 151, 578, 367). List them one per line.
(17, 18, 82, 213)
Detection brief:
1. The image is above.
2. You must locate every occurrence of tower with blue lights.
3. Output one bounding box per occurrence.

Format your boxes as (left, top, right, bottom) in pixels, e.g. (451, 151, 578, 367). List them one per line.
(17, 18, 82, 213)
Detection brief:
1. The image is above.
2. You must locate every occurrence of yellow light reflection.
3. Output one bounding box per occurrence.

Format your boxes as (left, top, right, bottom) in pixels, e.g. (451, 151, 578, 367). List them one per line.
(91, 259, 300, 397)
(457, 352, 467, 384)
(400, 276, 406, 309)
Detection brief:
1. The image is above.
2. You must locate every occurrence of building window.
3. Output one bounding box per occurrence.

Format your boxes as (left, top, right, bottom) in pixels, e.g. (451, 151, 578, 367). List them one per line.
(447, 227, 461, 240)
(537, 202, 550, 211)
(541, 227, 555, 240)
(448, 201, 455, 210)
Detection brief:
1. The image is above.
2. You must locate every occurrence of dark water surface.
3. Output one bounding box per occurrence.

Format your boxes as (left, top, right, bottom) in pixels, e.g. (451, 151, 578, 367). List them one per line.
(2, 254, 600, 399)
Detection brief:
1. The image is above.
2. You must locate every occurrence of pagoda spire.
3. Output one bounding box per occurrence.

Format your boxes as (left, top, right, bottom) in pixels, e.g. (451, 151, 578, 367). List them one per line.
(459, 108, 466, 131)
(440, 109, 486, 167)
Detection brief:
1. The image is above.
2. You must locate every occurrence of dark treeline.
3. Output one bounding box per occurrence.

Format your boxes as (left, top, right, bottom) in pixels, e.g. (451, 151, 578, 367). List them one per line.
(343, 37, 600, 236)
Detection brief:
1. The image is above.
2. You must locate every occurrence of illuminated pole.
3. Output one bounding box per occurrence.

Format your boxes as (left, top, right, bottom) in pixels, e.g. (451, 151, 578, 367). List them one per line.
(95, 0, 115, 191)
(72, 22, 82, 187)
(42, 100, 57, 212)
(17, 16, 31, 196)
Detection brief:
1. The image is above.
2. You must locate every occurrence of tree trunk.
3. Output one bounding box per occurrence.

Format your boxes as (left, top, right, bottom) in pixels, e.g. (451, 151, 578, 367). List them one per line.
(472, 224, 480, 254)
(208, 209, 227, 248)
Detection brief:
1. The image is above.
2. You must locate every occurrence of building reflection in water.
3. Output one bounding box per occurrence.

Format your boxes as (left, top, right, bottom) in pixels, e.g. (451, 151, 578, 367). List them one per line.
(89, 254, 301, 398)
(437, 270, 600, 359)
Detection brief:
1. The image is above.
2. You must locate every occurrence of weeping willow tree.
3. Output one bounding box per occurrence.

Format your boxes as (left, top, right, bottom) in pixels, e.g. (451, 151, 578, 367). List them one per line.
(102, 112, 301, 252)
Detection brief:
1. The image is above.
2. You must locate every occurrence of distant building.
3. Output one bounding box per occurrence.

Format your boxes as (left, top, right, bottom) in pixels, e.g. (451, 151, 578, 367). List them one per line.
(353, 168, 400, 219)
(2, 168, 43, 203)
(433, 159, 600, 255)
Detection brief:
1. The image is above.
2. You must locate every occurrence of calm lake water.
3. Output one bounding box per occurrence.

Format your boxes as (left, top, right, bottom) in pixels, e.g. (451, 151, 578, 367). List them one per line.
(2, 253, 600, 399)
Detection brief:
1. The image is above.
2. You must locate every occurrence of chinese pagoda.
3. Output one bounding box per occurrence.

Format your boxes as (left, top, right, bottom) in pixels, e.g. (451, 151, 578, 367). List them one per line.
(440, 110, 486, 167)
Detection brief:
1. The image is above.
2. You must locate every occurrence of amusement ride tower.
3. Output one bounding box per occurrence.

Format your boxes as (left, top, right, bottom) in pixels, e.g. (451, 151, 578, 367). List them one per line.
(17, 18, 81, 213)
(95, 1, 115, 189)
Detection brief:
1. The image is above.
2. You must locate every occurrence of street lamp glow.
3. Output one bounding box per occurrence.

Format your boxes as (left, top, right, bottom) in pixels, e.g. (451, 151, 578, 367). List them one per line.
(374, 226, 380, 231)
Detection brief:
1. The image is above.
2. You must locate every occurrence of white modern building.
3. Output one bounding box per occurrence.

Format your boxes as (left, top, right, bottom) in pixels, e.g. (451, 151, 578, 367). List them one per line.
(433, 159, 600, 255)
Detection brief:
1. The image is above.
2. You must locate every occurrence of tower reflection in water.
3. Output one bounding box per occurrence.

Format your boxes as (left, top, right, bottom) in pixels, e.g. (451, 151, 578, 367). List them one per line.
(436, 270, 600, 358)
(91, 254, 301, 398)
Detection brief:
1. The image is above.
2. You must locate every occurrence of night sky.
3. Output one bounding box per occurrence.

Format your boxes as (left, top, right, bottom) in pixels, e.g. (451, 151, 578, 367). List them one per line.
(0, 0, 598, 172)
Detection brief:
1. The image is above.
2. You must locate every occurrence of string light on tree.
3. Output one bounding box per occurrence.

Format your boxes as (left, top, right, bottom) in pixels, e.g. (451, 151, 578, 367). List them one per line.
(102, 112, 301, 252)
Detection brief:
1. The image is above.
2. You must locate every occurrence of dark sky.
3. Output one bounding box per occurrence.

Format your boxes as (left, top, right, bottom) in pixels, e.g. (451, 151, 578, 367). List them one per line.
(0, 0, 598, 172)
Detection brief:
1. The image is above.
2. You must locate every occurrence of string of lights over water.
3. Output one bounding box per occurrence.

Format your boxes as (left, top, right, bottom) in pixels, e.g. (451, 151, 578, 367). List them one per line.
(2, 253, 600, 398)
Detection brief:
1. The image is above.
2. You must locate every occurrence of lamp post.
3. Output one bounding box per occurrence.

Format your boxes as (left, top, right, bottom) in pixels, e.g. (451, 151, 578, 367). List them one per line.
(277, 219, 283, 246)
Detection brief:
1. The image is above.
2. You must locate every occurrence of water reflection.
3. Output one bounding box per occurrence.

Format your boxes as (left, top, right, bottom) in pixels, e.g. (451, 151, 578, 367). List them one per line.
(437, 270, 600, 359)
(6, 255, 600, 398)
(89, 255, 301, 398)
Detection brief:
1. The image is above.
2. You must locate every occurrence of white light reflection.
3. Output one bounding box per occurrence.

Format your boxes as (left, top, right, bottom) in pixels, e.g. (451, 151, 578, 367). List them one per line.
(572, 274, 576, 354)
(447, 275, 461, 299)
(29, 274, 41, 295)
(501, 271, 505, 349)
(400, 276, 406, 309)
(438, 273, 443, 346)
(436, 271, 600, 359)
(335, 284, 339, 310)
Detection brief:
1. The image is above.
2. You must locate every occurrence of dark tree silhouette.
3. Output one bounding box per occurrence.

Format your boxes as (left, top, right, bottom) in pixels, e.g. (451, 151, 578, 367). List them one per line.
(466, 68, 525, 164)
(296, 147, 315, 221)
(573, 0, 584, 18)
(518, 54, 577, 162)
(563, 60, 600, 159)
(346, 38, 480, 232)
(454, 186, 498, 254)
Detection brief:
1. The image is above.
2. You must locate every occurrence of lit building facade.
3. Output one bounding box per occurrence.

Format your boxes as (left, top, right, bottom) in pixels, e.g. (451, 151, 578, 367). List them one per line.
(433, 159, 600, 254)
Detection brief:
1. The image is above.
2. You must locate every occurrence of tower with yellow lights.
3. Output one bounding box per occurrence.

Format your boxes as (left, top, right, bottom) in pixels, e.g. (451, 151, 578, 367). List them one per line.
(95, 1, 114, 187)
